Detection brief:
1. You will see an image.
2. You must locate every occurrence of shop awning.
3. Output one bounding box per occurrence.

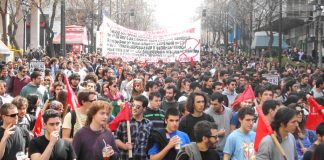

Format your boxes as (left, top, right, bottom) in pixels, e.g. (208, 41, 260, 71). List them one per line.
(53, 25, 88, 45)
(252, 31, 289, 49)
(0, 40, 11, 55)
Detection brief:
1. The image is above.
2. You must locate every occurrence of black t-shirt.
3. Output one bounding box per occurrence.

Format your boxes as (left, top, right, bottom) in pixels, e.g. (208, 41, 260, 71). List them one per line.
(0, 126, 30, 160)
(201, 149, 220, 160)
(179, 113, 214, 142)
(177, 149, 220, 160)
(28, 135, 75, 160)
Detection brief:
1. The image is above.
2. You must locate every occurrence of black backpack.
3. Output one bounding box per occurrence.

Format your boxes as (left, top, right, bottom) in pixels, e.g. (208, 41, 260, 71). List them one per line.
(69, 110, 77, 138)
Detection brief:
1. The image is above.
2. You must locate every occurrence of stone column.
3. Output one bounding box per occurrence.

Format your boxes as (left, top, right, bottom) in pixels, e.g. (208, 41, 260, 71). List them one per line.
(29, 3, 40, 49)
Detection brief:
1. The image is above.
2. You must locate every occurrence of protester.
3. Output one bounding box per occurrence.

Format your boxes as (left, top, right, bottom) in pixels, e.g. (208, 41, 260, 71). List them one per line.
(144, 92, 165, 130)
(7, 66, 30, 97)
(205, 92, 232, 158)
(62, 90, 97, 142)
(176, 120, 220, 160)
(20, 71, 49, 105)
(29, 109, 75, 160)
(0, 103, 31, 159)
(12, 96, 36, 131)
(256, 107, 299, 160)
(0, 80, 13, 105)
(148, 107, 190, 160)
(115, 95, 152, 159)
(179, 92, 214, 141)
(73, 100, 119, 160)
(303, 122, 324, 160)
(224, 107, 256, 160)
(161, 85, 179, 112)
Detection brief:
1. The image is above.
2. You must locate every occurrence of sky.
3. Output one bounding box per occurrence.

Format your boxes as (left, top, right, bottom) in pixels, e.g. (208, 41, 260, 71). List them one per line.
(152, 0, 203, 29)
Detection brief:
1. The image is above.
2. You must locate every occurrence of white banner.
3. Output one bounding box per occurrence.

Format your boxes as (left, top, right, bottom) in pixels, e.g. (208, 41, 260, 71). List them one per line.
(99, 17, 201, 62)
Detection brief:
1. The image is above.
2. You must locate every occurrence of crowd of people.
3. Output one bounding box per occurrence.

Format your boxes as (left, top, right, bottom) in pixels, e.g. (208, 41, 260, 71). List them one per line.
(0, 50, 323, 160)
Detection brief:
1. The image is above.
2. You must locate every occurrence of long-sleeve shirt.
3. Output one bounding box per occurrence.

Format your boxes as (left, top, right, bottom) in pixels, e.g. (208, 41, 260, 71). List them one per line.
(115, 117, 152, 160)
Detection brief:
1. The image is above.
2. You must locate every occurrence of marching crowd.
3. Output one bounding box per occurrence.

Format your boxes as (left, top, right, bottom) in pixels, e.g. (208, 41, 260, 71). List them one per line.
(0, 50, 323, 160)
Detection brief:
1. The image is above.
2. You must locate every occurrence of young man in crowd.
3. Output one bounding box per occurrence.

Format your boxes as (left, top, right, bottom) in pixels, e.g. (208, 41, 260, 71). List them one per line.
(205, 93, 232, 158)
(73, 101, 119, 160)
(144, 92, 165, 130)
(176, 120, 220, 160)
(222, 78, 238, 107)
(29, 109, 75, 160)
(256, 107, 298, 160)
(142, 81, 159, 100)
(311, 78, 324, 98)
(224, 107, 256, 160)
(304, 122, 324, 160)
(115, 95, 153, 159)
(179, 92, 214, 141)
(148, 107, 190, 160)
(7, 66, 30, 97)
(62, 90, 97, 142)
(20, 71, 49, 105)
(201, 76, 213, 96)
(0, 103, 31, 159)
(262, 99, 280, 123)
(0, 80, 13, 105)
(161, 85, 179, 112)
(12, 96, 36, 131)
(68, 73, 81, 94)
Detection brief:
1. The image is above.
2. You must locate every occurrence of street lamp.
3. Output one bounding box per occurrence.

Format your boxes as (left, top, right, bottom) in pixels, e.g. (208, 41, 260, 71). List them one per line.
(21, 0, 30, 55)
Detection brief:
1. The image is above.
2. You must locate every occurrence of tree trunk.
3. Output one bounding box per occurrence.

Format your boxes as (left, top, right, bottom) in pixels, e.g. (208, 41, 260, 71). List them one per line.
(0, 0, 8, 45)
(35, 0, 58, 57)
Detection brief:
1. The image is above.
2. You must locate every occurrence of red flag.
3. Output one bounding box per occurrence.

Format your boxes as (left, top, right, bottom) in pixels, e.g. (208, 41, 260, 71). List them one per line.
(231, 85, 256, 107)
(189, 57, 196, 66)
(33, 111, 43, 137)
(108, 102, 131, 132)
(254, 106, 274, 152)
(305, 96, 324, 130)
(64, 76, 80, 110)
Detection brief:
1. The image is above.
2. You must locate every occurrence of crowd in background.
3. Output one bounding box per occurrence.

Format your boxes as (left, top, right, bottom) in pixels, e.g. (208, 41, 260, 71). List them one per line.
(0, 49, 323, 160)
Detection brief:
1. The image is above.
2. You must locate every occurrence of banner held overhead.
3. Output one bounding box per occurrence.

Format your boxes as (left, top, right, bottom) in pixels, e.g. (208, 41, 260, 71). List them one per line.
(98, 17, 201, 62)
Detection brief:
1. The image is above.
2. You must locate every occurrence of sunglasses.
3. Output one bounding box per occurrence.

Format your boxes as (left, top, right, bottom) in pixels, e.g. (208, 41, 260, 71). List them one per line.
(6, 113, 18, 118)
(296, 110, 304, 115)
(44, 79, 51, 81)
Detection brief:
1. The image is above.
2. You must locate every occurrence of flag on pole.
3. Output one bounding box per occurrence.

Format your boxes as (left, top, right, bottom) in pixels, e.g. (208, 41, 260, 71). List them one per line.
(109, 102, 131, 132)
(33, 111, 43, 137)
(231, 85, 256, 107)
(64, 76, 80, 110)
(305, 96, 324, 130)
(254, 106, 274, 152)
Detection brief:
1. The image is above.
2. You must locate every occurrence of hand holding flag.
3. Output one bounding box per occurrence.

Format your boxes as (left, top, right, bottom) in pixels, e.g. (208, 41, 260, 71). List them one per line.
(108, 101, 131, 132)
(64, 76, 80, 110)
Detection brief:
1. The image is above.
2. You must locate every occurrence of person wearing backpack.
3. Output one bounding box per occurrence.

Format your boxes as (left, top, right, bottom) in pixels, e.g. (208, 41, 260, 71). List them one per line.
(62, 90, 97, 142)
(175, 120, 220, 160)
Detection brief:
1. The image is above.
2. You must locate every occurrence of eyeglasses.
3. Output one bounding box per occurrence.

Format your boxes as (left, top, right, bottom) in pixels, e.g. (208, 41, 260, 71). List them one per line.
(6, 113, 18, 118)
(47, 122, 61, 126)
(208, 135, 218, 139)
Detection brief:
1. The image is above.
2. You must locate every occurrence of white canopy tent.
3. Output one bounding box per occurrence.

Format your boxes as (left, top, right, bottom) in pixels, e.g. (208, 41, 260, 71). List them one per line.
(0, 40, 13, 62)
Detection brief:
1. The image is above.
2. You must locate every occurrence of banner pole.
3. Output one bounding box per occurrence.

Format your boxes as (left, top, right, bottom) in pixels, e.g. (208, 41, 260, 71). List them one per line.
(127, 120, 132, 158)
(270, 134, 287, 160)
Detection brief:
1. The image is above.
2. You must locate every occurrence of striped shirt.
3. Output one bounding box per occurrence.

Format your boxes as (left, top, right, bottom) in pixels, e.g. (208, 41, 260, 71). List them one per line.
(144, 107, 165, 130)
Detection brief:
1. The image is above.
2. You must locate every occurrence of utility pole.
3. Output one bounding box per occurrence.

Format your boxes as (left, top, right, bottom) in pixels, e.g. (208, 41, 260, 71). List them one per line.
(60, 0, 66, 57)
(249, 0, 253, 57)
(278, 0, 282, 72)
(318, 0, 323, 68)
